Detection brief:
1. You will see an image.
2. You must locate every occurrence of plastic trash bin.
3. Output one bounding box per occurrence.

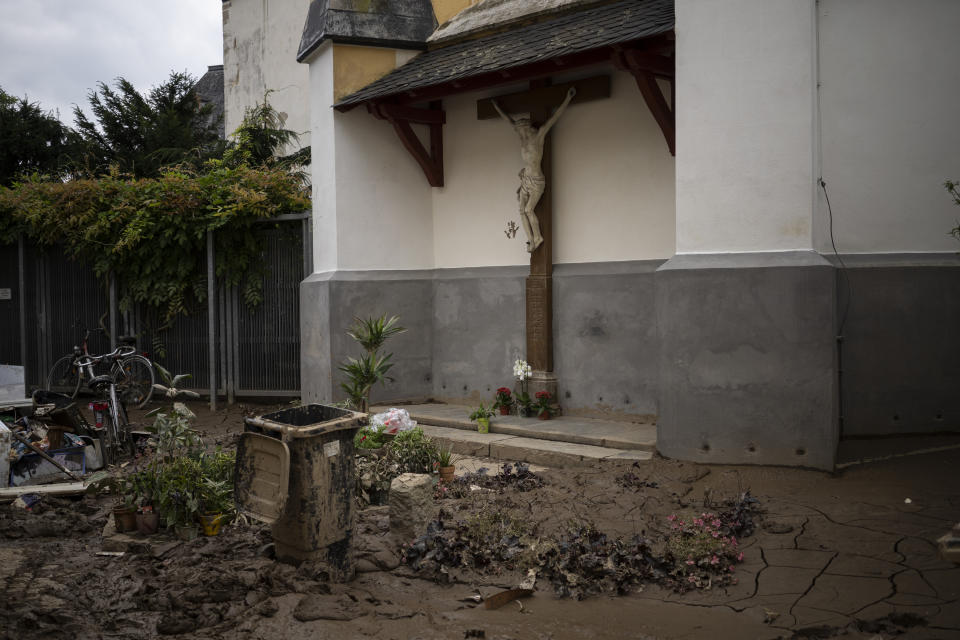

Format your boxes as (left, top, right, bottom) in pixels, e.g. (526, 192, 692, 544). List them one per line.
(235, 404, 365, 579)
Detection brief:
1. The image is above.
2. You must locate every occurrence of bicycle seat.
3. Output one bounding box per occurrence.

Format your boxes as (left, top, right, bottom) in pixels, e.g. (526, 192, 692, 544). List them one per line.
(88, 375, 114, 391)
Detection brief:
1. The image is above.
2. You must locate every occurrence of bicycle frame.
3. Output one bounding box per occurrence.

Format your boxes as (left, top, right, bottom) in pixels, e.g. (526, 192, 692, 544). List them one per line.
(81, 354, 132, 463)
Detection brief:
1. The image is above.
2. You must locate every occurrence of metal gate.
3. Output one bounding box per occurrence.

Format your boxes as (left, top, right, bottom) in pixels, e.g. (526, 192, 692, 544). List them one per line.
(0, 215, 309, 400)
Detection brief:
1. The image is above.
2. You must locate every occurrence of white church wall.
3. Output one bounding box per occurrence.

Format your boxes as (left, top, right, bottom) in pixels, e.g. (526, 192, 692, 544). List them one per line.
(433, 84, 531, 269)
(433, 71, 677, 269)
(222, 0, 311, 148)
(816, 0, 960, 254)
(308, 43, 338, 273)
(553, 71, 676, 263)
(333, 108, 435, 271)
(675, 0, 817, 254)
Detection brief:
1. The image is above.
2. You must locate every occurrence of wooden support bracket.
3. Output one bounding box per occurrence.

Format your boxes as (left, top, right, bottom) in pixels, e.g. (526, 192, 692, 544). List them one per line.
(613, 49, 675, 156)
(369, 101, 445, 187)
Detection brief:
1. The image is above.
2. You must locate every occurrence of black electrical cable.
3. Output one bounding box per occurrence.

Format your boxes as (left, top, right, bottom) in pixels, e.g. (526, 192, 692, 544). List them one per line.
(820, 178, 851, 334)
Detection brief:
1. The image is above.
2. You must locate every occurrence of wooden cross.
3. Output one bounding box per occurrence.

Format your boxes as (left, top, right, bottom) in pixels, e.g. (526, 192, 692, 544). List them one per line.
(477, 76, 610, 394)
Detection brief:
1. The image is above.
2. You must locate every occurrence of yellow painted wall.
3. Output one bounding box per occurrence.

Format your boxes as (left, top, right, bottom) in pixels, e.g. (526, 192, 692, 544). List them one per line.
(431, 0, 477, 25)
(332, 44, 401, 103)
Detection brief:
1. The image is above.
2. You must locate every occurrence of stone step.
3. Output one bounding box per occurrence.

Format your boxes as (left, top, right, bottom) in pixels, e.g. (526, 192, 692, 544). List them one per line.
(374, 403, 656, 452)
(419, 424, 653, 468)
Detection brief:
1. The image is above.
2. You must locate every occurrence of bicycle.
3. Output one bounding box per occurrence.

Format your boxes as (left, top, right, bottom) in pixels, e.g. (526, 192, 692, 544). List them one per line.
(82, 352, 134, 464)
(46, 328, 156, 409)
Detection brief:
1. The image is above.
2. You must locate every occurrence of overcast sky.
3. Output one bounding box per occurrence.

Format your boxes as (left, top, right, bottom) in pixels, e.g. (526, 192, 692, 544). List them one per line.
(0, 0, 222, 123)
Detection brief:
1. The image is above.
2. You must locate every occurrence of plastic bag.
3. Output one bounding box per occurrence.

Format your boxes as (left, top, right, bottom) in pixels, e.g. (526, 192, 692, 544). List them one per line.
(369, 408, 417, 434)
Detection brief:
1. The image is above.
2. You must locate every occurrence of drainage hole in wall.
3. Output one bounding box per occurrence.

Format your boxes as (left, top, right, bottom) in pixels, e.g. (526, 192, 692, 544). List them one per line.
(795, 448, 806, 456)
(598, 396, 603, 402)
(935, 412, 943, 421)
(746, 444, 756, 453)
(565, 391, 571, 399)
(623, 396, 630, 405)
(701, 443, 710, 453)
(463, 385, 468, 391)
(441, 384, 446, 390)
(892, 414, 900, 422)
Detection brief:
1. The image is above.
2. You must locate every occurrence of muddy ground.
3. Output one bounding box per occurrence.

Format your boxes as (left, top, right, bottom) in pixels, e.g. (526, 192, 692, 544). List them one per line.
(1, 400, 959, 640)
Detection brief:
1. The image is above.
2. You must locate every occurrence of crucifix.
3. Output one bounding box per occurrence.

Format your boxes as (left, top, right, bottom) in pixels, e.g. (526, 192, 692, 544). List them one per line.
(477, 76, 611, 399)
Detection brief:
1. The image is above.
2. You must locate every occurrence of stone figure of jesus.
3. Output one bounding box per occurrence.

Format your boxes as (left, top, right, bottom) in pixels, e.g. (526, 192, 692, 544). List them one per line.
(493, 86, 576, 252)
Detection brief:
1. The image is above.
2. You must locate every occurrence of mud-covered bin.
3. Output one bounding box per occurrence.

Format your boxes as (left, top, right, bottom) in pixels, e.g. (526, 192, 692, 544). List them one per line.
(235, 404, 365, 579)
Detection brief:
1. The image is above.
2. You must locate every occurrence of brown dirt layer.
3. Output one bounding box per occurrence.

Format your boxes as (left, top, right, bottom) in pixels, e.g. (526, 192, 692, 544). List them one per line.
(1, 400, 958, 640)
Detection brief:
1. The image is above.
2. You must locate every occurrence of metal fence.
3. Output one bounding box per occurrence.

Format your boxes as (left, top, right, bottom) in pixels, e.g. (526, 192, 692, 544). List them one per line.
(0, 216, 309, 400)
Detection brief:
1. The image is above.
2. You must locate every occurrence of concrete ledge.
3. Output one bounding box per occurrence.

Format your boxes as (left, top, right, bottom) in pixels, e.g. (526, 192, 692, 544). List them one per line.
(420, 425, 514, 458)
(421, 424, 653, 468)
(385, 404, 657, 452)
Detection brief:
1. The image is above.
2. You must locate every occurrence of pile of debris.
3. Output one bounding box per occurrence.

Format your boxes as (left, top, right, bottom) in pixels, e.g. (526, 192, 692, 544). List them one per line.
(438, 463, 544, 499)
(405, 486, 762, 598)
(2, 391, 107, 491)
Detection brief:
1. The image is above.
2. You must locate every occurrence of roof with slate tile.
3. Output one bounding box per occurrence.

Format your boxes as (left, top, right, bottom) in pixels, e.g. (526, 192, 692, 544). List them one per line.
(333, 0, 673, 109)
(297, 0, 437, 63)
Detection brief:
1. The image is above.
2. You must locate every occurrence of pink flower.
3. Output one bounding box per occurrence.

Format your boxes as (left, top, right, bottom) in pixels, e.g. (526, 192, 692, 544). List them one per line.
(711, 531, 720, 538)
(712, 519, 722, 527)
(737, 551, 744, 562)
(667, 514, 677, 522)
(710, 555, 719, 565)
(685, 559, 695, 565)
(728, 565, 735, 572)
(688, 576, 696, 583)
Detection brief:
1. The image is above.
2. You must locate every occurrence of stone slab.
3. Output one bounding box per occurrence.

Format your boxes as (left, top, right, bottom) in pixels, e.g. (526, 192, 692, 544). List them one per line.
(420, 424, 652, 468)
(381, 403, 656, 452)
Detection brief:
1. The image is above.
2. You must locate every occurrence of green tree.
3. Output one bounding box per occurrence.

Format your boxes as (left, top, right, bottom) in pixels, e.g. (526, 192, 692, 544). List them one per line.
(223, 94, 310, 181)
(72, 71, 224, 178)
(0, 87, 77, 185)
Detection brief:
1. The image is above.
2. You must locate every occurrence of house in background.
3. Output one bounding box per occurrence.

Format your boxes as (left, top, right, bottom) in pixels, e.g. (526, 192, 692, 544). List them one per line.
(224, 0, 960, 471)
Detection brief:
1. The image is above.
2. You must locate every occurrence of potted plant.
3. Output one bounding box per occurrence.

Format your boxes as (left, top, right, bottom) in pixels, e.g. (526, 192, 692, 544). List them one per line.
(435, 447, 458, 483)
(516, 391, 533, 418)
(198, 477, 231, 536)
(469, 404, 494, 433)
(94, 474, 137, 533)
(354, 425, 390, 457)
(534, 391, 558, 420)
(513, 359, 533, 416)
(131, 467, 161, 535)
(493, 387, 514, 415)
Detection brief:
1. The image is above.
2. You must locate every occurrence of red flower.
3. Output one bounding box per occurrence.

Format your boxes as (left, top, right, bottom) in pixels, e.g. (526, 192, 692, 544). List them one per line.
(497, 387, 511, 395)
(535, 391, 551, 400)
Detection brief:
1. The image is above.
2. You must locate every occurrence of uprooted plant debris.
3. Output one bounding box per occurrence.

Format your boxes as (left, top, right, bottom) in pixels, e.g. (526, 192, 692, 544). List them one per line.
(405, 491, 762, 598)
(437, 463, 545, 499)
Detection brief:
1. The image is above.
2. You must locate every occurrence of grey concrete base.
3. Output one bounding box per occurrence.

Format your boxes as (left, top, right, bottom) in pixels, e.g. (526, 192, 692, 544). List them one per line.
(301, 263, 661, 418)
(829, 254, 960, 436)
(300, 271, 434, 405)
(655, 252, 839, 470)
(553, 261, 662, 420)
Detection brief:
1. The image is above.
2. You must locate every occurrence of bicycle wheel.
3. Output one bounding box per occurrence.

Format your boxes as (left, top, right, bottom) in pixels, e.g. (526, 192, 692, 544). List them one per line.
(110, 387, 135, 458)
(47, 355, 82, 398)
(115, 355, 155, 409)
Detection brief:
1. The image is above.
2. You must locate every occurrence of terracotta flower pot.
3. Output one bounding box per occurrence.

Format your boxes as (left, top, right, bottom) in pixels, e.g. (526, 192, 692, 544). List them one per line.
(113, 506, 137, 533)
(499, 406, 510, 415)
(537, 412, 551, 421)
(136, 512, 160, 535)
(438, 465, 455, 483)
